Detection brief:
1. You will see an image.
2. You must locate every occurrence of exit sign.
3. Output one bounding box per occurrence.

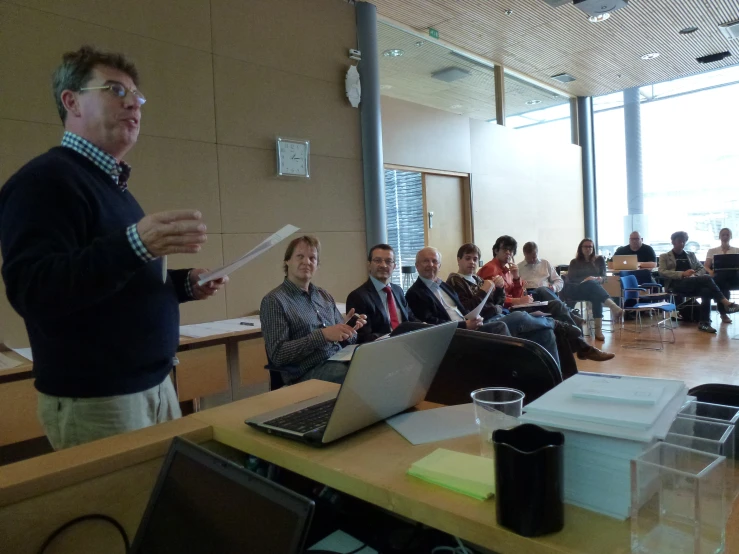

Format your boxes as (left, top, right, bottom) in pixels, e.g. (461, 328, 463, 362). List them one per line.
(429, 28, 439, 39)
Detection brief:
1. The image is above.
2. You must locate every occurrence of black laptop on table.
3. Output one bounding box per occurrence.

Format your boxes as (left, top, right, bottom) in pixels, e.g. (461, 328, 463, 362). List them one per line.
(130, 437, 314, 554)
(246, 322, 458, 446)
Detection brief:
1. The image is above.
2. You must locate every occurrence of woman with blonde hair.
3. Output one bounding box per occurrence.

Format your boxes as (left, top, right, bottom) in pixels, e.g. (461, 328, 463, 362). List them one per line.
(705, 228, 739, 324)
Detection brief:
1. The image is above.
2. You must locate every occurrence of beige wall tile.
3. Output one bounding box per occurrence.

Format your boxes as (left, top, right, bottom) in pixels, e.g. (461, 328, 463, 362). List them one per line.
(213, 56, 361, 159)
(10, 0, 212, 52)
(127, 136, 221, 233)
(168, 235, 227, 325)
(0, 119, 62, 185)
(211, 0, 355, 84)
(0, 3, 216, 142)
(222, 231, 367, 317)
(218, 145, 364, 234)
(381, 96, 472, 173)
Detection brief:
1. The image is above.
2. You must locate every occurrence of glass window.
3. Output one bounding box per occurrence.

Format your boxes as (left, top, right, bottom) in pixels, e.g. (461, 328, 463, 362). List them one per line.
(384, 169, 424, 288)
(504, 72, 572, 145)
(594, 66, 739, 262)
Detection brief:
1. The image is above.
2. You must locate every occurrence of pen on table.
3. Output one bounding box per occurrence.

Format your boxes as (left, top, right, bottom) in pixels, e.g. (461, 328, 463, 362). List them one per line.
(240, 322, 255, 326)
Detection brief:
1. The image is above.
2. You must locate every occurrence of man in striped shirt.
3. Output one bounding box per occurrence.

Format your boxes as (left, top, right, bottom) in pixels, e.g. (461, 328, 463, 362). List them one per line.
(261, 235, 366, 385)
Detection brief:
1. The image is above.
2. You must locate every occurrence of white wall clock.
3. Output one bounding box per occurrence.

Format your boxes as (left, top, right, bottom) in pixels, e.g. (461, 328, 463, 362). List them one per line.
(276, 137, 310, 178)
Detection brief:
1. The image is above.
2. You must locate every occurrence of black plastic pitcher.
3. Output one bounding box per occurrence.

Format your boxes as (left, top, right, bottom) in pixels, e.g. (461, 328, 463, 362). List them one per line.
(493, 424, 565, 537)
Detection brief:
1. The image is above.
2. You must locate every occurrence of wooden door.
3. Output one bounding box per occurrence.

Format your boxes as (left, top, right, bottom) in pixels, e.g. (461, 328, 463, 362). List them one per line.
(423, 174, 471, 276)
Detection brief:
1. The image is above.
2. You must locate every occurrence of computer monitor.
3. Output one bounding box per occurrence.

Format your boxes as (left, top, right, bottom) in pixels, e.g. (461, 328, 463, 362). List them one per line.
(130, 437, 314, 554)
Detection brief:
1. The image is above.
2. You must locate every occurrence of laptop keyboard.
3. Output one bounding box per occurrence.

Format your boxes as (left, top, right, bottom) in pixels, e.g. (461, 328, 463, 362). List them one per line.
(263, 399, 337, 434)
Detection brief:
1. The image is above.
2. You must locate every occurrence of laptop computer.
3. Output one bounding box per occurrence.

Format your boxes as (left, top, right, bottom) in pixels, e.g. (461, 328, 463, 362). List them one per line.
(712, 253, 739, 271)
(612, 254, 639, 270)
(130, 437, 314, 554)
(247, 322, 457, 446)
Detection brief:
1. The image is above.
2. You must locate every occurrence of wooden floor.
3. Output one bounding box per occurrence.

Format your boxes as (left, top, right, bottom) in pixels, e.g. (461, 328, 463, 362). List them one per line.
(577, 309, 739, 390)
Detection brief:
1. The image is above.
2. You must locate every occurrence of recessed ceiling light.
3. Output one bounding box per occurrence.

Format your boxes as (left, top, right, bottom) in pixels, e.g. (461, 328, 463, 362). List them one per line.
(504, 9, 513, 15)
(588, 12, 610, 22)
(450, 104, 463, 109)
(551, 73, 576, 83)
(641, 52, 660, 60)
(415, 40, 425, 47)
(383, 49, 404, 58)
(679, 26, 699, 35)
(526, 99, 542, 105)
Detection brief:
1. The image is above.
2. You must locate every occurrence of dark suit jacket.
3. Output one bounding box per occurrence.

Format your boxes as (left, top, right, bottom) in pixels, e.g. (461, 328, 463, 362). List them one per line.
(346, 279, 416, 343)
(405, 277, 468, 329)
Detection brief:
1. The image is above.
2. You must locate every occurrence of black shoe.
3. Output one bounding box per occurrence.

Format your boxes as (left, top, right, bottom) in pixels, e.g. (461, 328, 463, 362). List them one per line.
(698, 322, 717, 334)
(555, 320, 583, 339)
(725, 303, 739, 315)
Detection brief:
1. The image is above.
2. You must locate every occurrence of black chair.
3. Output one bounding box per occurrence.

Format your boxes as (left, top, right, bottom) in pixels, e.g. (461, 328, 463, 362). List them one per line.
(391, 323, 565, 407)
(264, 356, 302, 391)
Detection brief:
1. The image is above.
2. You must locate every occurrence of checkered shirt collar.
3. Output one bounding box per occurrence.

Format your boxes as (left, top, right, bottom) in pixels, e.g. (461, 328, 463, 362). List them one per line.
(61, 131, 131, 191)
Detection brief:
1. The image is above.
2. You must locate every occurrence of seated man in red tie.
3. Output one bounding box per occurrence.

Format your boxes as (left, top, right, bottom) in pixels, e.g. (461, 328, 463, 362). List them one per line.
(346, 243, 419, 343)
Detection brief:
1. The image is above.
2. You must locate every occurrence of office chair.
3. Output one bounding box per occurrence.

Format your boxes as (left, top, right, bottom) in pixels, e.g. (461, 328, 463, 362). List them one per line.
(618, 275, 676, 350)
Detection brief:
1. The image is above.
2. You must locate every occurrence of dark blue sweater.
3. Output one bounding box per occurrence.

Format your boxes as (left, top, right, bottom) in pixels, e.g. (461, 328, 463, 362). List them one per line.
(0, 147, 191, 397)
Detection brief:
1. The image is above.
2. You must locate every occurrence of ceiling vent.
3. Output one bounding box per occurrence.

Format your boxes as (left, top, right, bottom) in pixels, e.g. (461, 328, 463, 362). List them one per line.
(551, 72, 577, 83)
(719, 20, 739, 41)
(540, 0, 628, 18)
(432, 67, 471, 83)
(696, 51, 732, 64)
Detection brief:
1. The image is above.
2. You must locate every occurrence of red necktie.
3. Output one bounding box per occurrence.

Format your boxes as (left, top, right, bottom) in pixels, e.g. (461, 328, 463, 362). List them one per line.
(383, 285, 401, 330)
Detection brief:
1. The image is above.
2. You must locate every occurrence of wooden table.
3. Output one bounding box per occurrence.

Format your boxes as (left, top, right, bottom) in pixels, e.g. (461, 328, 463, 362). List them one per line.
(189, 381, 661, 554)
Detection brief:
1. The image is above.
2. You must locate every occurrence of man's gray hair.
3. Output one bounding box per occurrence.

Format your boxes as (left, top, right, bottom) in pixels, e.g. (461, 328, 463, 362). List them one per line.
(416, 246, 441, 263)
(52, 45, 139, 123)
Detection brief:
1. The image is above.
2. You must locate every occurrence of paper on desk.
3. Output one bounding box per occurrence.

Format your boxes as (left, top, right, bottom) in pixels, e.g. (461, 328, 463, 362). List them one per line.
(10, 347, 32, 362)
(197, 224, 299, 285)
(464, 286, 493, 320)
(328, 344, 358, 362)
(0, 352, 22, 370)
(180, 317, 261, 338)
(387, 403, 479, 445)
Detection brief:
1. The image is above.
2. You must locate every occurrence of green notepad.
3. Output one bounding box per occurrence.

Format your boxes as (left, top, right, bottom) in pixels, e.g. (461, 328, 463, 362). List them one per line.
(407, 448, 495, 500)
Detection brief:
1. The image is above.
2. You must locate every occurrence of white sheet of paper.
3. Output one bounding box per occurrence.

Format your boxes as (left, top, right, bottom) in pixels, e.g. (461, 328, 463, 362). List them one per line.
(328, 344, 358, 362)
(464, 286, 493, 320)
(386, 403, 479, 445)
(197, 224, 300, 285)
(0, 352, 22, 371)
(10, 347, 33, 362)
(180, 317, 261, 338)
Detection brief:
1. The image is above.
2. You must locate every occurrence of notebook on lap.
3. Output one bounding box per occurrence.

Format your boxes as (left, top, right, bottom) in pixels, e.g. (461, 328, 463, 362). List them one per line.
(246, 322, 457, 446)
(713, 253, 739, 271)
(130, 437, 314, 554)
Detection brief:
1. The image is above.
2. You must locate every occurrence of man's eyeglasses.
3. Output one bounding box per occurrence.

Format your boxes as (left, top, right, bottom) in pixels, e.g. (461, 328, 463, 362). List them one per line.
(79, 83, 147, 106)
(371, 258, 395, 266)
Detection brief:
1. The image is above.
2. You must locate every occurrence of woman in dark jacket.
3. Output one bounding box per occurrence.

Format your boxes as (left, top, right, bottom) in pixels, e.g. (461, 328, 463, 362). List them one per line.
(563, 238, 623, 340)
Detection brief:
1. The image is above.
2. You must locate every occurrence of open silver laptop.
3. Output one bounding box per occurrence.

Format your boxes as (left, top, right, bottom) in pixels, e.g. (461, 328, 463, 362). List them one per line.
(613, 254, 639, 270)
(246, 322, 457, 446)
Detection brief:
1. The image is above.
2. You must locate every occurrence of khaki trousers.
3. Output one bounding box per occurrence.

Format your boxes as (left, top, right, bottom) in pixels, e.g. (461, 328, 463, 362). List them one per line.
(37, 377, 181, 450)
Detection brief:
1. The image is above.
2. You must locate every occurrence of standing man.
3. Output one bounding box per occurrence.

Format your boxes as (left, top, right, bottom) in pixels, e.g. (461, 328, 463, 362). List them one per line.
(261, 236, 365, 385)
(659, 231, 739, 333)
(346, 244, 418, 343)
(0, 47, 227, 450)
(613, 231, 657, 268)
(517, 242, 565, 298)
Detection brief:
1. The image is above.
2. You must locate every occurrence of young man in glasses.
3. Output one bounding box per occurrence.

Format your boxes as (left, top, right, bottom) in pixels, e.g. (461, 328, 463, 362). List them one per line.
(346, 244, 419, 343)
(261, 236, 366, 385)
(0, 47, 226, 450)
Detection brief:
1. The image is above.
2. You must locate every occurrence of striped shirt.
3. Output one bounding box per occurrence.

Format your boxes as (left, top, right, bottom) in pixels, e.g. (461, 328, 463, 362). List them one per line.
(260, 278, 356, 379)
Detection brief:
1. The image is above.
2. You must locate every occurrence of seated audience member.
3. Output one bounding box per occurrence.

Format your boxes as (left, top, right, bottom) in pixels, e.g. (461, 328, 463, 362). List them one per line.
(346, 243, 418, 343)
(613, 231, 657, 268)
(563, 238, 624, 341)
(659, 231, 739, 333)
(705, 228, 739, 324)
(261, 235, 366, 385)
(407, 247, 562, 364)
(518, 241, 565, 298)
(450, 243, 613, 361)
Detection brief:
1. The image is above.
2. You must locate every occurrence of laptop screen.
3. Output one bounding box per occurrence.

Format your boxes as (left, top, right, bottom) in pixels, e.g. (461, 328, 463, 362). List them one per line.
(131, 438, 314, 554)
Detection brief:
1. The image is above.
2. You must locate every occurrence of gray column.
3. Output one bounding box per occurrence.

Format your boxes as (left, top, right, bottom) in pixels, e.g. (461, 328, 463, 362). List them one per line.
(577, 96, 597, 242)
(356, 2, 387, 250)
(623, 87, 646, 241)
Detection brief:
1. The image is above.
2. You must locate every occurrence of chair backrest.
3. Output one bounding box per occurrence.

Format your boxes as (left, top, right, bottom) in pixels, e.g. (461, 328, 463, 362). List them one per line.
(619, 275, 641, 302)
(423, 328, 564, 407)
(621, 269, 657, 285)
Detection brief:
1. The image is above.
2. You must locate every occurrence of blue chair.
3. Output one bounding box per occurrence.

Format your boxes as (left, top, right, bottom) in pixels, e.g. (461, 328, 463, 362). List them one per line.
(618, 275, 676, 350)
